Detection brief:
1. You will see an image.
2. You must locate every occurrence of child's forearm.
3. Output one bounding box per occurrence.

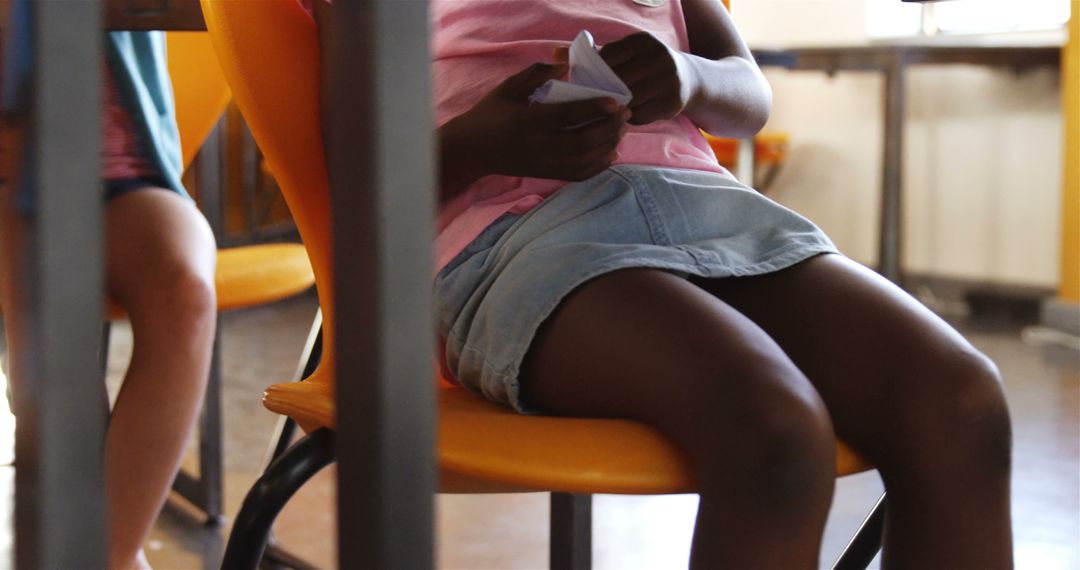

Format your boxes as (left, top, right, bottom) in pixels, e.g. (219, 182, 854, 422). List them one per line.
(677, 0, 772, 139)
(679, 52, 772, 140)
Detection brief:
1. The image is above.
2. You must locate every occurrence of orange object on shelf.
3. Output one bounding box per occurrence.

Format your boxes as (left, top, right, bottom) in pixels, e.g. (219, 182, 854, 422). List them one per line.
(703, 131, 790, 171)
(703, 131, 790, 192)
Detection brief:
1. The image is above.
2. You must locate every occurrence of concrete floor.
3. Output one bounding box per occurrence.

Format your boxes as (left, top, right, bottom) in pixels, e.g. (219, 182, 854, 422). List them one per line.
(1, 291, 1077, 569)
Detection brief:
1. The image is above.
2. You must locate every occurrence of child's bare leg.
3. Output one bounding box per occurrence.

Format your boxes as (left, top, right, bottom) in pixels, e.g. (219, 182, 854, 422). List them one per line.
(696, 253, 1013, 569)
(104, 188, 216, 569)
(521, 268, 836, 569)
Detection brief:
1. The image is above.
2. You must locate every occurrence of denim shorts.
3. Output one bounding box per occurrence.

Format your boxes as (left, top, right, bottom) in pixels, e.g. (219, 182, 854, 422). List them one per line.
(434, 165, 838, 413)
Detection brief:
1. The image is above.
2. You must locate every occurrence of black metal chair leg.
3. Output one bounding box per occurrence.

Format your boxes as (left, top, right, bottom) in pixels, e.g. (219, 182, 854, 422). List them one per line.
(832, 492, 886, 570)
(222, 428, 337, 570)
(244, 312, 323, 570)
(550, 492, 592, 570)
(261, 542, 321, 570)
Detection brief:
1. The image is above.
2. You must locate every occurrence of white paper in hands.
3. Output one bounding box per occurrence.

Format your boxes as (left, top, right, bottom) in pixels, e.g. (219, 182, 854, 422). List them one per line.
(529, 30, 632, 106)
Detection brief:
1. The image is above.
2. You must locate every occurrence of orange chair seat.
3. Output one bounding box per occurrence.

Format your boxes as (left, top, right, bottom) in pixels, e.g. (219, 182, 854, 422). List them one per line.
(263, 378, 873, 496)
(106, 242, 313, 319)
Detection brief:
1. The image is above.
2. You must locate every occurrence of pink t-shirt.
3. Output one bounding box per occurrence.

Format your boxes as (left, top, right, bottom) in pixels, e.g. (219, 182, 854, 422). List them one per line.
(433, 0, 732, 272)
(103, 66, 159, 181)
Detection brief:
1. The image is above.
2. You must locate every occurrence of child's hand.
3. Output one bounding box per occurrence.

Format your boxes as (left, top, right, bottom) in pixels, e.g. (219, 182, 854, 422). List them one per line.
(449, 62, 631, 183)
(599, 32, 692, 125)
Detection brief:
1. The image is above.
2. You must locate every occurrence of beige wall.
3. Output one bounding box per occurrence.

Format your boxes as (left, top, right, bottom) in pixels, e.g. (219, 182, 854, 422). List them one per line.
(734, 0, 1064, 287)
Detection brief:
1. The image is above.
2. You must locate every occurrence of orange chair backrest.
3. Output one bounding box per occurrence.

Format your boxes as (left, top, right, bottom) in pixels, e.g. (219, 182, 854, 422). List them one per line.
(166, 32, 233, 170)
(200, 0, 338, 384)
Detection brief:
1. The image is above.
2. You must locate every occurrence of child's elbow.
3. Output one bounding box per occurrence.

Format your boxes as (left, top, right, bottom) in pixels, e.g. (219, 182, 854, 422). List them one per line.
(695, 65, 772, 139)
(735, 74, 773, 138)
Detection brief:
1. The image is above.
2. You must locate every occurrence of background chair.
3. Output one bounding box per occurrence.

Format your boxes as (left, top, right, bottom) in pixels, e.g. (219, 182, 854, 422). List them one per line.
(201, 0, 886, 567)
(100, 32, 316, 525)
(703, 131, 790, 192)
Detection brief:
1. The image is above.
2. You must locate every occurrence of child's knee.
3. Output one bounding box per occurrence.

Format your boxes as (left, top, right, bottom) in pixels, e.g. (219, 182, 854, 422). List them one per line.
(940, 351, 1011, 472)
(740, 405, 835, 508)
(162, 266, 217, 324)
(895, 349, 1011, 475)
(122, 253, 217, 336)
(688, 366, 836, 506)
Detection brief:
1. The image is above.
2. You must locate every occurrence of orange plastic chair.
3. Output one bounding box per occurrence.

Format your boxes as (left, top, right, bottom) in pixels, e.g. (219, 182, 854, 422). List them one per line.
(202, 1, 884, 567)
(99, 32, 315, 524)
(165, 32, 314, 316)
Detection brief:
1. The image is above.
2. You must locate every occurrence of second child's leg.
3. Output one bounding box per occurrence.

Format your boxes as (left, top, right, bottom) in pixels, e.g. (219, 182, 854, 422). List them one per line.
(521, 268, 836, 570)
(104, 188, 217, 570)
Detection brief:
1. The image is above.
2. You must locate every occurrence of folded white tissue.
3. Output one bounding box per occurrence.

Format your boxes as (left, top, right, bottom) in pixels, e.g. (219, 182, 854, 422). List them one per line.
(529, 30, 633, 106)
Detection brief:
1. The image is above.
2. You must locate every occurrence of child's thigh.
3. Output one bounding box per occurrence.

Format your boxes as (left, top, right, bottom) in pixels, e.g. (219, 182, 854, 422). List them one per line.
(104, 187, 215, 303)
(692, 253, 1006, 464)
(521, 267, 831, 461)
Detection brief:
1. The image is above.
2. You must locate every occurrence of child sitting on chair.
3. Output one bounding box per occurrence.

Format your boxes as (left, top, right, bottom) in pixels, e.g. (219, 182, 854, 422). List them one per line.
(0, 31, 217, 570)
(433, 1, 1013, 567)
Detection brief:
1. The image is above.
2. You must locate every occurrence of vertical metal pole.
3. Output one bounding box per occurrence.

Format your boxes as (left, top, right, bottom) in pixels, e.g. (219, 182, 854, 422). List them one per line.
(197, 316, 224, 523)
(879, 53, 905, 285)
(197, 120, 225, 242)
(319, 1, 435, 568)
(919, 4, 938, 37)
(735, 137, 754, 186)
(3, 0, 108, 567)
(240, 117, 258, 242)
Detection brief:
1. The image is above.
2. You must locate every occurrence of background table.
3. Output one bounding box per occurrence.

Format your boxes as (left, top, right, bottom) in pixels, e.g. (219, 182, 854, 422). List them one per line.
(752, 40, 1062, 285)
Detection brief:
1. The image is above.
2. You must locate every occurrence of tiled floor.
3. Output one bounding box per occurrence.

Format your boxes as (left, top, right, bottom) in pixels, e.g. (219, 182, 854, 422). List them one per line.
(1, 291, 1078, 569)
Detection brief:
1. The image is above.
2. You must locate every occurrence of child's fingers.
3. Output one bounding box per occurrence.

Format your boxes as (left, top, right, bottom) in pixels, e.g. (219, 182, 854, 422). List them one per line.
(499, 62, 569, 99)
(569, 108, 630, 150)
(609, 58, 666, 92)
(532, 97, 622, 130)
(550, 141, 621, 181)
(598, 32, 652, 69)
(623, 80, 667, 111)
(628, 95, 676, 125)
(541, 110, 627, 179)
